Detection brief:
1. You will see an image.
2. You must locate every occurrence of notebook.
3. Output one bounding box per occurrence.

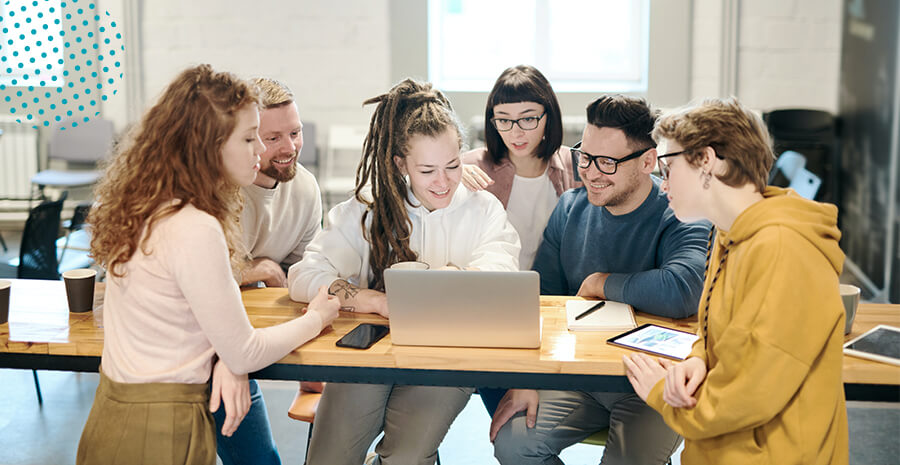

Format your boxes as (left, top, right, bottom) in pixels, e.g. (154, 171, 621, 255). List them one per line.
(566, 299, 636, 331)
(383, 269, 541, 349)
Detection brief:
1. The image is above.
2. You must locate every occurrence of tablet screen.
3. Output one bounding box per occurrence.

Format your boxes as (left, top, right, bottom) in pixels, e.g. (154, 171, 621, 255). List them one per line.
(607, 324, 699, 360)
(844, 325, 900, 361)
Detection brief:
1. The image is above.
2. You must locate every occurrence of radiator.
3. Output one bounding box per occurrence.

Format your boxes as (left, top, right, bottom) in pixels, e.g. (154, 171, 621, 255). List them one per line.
(0, 117, 39, 201)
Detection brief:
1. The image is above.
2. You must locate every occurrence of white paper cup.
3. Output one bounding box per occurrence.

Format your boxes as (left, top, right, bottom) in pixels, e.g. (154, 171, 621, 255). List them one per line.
(839, 284, 861, 335)
(390, 261, 429, 270)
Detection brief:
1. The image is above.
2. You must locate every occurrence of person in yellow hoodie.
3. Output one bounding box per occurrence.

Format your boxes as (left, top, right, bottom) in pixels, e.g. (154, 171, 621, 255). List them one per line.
(623, 97, 849, 465)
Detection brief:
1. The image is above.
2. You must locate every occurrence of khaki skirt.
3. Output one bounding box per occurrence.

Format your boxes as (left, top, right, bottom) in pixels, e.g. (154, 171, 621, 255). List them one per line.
(76, 371, 215, 465)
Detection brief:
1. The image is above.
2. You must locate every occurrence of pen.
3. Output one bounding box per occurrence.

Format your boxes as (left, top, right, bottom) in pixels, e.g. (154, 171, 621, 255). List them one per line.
(575, 301, 606, 320)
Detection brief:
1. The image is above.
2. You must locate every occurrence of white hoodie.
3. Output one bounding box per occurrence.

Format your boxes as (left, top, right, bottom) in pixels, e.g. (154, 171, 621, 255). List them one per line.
(288, 185, 521, 302)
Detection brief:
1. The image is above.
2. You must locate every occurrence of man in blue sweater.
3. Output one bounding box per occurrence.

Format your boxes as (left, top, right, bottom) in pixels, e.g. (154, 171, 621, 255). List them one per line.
(491, 95, 710, 465)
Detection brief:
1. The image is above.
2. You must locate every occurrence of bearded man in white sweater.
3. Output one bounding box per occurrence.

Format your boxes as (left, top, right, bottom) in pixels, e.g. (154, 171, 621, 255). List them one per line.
(214, 77, 323, 465)
(238, 77, 323, 288)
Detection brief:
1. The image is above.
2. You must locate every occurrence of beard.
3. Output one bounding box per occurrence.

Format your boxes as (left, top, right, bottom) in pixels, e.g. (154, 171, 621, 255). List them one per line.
(585, 169, 641, 208)
(260, 153, 298, 182)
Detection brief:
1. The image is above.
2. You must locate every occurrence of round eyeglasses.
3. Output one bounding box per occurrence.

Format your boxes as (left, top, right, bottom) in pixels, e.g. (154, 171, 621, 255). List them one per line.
(490, 113, 546, 132)
(572, 141, 653, 175)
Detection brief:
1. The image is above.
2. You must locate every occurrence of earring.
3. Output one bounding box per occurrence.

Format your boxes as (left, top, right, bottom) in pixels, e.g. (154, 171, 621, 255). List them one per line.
(702, 171, 712, 189)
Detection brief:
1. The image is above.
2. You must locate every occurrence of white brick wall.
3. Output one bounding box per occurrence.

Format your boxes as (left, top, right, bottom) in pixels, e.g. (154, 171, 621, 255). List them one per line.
(140, 0, 390, 132)
(691, 0, 725, 99)
(692, 0, 843, 112)
(3, 2, 845, 133)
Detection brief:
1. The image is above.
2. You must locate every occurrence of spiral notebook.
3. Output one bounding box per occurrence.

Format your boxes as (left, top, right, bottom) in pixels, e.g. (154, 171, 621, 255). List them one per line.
(566, 299, 637, 331)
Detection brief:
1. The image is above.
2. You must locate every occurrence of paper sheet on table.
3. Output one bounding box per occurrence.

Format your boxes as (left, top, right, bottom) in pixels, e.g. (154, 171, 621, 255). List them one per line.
(7, 279, 70, 343)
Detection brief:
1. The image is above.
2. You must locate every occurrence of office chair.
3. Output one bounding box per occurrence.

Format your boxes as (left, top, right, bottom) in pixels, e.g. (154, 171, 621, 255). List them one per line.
(763, 109, 839, 205)
(16, 192, 68, 405)
(57, 202, 92, 265)
(288, 387, 442, 465)
(18, 192, 66, 280)
(31, 118, 114, 200)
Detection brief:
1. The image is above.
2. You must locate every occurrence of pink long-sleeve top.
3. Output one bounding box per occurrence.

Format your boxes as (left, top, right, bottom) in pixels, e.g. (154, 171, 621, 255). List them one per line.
(100, 203, 324, 384)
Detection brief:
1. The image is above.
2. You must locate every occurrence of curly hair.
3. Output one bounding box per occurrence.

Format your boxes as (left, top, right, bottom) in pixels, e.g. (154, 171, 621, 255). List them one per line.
(653, 97, 774, 193)
(355, 78, 463, 291)
(89, 64, 259, 278)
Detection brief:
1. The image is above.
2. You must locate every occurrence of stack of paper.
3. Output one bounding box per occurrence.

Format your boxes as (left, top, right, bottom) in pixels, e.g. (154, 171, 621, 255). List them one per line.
(566, 300, 636, 332)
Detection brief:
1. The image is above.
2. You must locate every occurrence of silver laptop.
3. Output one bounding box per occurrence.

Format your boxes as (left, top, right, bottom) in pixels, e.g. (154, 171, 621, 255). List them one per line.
(384, 269, 541, 349)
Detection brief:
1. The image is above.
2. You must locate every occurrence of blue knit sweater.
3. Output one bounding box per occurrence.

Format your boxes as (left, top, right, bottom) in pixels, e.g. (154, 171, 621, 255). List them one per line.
(533, 181, 710, 318)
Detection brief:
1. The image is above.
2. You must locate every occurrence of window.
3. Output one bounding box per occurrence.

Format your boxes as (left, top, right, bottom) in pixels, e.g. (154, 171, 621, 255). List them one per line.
(427, 0, 649, 93)
(0, 0, 64, 87)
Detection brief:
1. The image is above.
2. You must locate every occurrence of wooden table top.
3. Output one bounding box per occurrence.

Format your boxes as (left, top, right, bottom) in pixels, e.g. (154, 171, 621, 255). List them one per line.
(1, 283, 898, 393)
(240, 290, 700, 377)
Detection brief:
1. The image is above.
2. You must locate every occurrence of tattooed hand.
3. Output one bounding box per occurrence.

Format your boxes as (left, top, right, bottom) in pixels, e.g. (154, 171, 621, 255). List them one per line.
(328, 279, 389, 318)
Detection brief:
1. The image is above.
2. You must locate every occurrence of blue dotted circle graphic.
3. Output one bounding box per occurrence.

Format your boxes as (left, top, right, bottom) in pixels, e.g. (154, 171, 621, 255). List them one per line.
(0, 0, 124, 128)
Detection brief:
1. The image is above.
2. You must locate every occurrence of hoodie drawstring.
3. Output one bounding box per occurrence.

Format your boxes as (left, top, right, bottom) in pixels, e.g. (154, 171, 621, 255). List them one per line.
(702, 227, 734, 352)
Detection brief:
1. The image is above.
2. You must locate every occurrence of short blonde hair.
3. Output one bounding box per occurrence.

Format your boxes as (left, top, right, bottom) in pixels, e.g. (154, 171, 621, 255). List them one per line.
(250, 77, 294, 109)
(653, 97, 774, 193)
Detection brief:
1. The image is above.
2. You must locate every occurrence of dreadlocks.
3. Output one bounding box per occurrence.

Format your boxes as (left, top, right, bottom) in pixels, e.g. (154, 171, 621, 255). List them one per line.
(354, 78, 463, 290)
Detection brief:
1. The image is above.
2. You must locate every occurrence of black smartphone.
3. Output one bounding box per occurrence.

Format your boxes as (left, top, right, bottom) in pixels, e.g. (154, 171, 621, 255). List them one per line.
(335, 324, 390, 349)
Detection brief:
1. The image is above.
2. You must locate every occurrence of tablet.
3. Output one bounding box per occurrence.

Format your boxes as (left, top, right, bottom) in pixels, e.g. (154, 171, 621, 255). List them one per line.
(843, 325, 900, 366)
(607, 324, 700, 360)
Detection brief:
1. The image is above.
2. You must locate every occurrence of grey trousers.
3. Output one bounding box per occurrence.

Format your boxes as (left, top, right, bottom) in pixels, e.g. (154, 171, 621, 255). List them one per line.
(493, 390, 681, 465)
(306, 382, 474, 465)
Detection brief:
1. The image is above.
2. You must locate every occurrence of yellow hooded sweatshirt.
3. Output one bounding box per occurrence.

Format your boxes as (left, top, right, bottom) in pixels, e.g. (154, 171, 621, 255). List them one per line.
(646, 187, 849, 464)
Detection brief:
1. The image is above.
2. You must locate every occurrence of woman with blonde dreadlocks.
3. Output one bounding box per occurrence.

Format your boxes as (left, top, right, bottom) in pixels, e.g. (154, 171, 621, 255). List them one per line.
(288, 79, 520, 465)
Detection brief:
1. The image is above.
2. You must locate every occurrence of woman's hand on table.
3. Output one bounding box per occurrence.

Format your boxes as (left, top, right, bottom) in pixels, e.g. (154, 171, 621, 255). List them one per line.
(356, 289, 389, 318)
(328, 279, 389, 318)
(209, 359, 251, 437)
(307, 285, 340, 327)
(461, 164, 494, 191)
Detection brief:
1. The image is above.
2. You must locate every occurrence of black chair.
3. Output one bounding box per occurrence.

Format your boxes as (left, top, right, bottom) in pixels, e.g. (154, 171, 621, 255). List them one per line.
(18, 192, 67, 281)
(58, 201, 92, 265)
(17, 191, 68, 405)
(763, 109, 840, 206)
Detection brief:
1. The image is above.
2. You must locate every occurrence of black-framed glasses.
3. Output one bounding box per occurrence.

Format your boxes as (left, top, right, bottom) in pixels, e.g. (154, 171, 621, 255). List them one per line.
(656, 151, 687, 180)
(491, 113, 546, 132)
(572, 141, 653, 175)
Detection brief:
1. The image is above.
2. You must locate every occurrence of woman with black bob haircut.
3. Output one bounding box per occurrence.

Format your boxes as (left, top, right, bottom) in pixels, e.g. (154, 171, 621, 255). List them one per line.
(462, 65, 579, 272)
(461, 65, 579, 417)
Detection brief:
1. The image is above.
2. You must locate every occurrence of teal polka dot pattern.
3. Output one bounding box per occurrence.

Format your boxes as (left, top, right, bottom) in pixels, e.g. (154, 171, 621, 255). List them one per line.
(1, 0, 124, 129)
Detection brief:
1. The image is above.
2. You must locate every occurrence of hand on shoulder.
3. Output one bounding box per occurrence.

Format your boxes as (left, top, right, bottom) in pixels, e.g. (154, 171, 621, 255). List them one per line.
(462, 164, 494, 191)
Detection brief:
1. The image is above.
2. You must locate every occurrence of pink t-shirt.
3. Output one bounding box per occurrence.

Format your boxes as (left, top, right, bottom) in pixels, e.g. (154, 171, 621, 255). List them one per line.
(101, 203, 323, 384)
